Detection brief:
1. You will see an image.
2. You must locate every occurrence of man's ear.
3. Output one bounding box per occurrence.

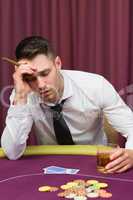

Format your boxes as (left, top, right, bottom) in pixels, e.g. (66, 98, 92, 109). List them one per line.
(54, 56, 62, 69)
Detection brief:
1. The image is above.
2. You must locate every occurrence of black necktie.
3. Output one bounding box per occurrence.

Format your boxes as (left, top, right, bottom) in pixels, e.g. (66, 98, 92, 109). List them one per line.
(50, 100, 74, 145)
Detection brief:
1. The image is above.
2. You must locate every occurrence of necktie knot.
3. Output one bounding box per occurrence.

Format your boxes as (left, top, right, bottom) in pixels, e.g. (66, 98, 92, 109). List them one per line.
(50, 99, 66, 119)
(50, 103, 63, 113)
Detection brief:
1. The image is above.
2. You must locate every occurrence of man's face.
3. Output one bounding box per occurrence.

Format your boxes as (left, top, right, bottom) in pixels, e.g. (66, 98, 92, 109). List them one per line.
(21, 54, 63, 103)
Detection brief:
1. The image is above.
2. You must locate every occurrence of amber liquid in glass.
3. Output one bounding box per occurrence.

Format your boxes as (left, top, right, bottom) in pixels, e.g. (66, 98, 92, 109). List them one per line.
(97, 152, 110, 173)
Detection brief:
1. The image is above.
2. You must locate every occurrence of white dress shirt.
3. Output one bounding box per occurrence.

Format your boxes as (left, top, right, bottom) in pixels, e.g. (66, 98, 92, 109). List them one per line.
(1, 70, 133, 159)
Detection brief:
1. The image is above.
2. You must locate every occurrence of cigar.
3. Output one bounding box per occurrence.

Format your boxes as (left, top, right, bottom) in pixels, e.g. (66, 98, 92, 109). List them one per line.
(1, 57, 37, 82)
(2, 57, 20, 66)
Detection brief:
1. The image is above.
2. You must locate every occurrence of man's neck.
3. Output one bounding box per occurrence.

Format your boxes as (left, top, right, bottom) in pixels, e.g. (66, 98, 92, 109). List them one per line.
(58, 73, 64, 101)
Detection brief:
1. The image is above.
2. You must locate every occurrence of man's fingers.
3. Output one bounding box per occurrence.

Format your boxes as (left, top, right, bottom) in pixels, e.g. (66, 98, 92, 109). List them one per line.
(110, 148, 124, 160)
(105, 148, 133, 173)
(115, 164, 131, 173)
(106, 158, 130, 173)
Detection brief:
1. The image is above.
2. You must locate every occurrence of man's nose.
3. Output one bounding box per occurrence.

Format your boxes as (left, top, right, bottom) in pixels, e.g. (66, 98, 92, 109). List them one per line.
(37, 77, 47, 89)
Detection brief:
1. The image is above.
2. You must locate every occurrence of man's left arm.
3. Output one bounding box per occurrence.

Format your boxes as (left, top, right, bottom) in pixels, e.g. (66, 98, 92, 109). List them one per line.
(101, 77, 133, 172)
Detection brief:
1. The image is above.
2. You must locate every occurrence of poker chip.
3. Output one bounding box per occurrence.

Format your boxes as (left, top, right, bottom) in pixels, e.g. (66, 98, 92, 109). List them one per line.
(92, 183, 101, 190)
(74, 179, 86, 185)
(38, 185, 51, 192)
(57, 192, 65, 197)
(98, 189, 107, 194)
(87, 192, 99, 198)
(86, 180, 99, 185)
(49, 186, 59, 192)
(98, 182, 108, 188)
(99, 192, 112, 198)
(65, 193, 77, 198)
(86, 186, 94, 193)
(76, 188, 86, 196)
(67, 182, 79, 187)
(61, 184, 72, 190)
(74, 196, 87, 200)
(74, 179, 85, 182)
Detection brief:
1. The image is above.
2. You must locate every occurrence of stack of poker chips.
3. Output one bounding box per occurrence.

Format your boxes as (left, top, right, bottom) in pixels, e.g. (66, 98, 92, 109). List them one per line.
(38, 179, 112, 199)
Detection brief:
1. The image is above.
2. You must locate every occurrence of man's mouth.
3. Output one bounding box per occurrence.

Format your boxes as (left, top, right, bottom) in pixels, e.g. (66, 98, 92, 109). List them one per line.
(39, 90, 49, 97)
(39, 88, 49, 95)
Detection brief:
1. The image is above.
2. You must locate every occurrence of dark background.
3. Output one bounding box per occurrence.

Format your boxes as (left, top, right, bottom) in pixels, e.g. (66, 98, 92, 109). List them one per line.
(0, 0, 133, 138)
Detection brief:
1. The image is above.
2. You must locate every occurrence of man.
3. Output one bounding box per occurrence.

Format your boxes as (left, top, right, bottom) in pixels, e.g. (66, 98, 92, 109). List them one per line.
(1, 36, 133, 173)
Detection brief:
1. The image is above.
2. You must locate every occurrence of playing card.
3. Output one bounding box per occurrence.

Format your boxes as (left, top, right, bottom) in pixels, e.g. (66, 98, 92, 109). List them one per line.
(43, 166, 80, 174)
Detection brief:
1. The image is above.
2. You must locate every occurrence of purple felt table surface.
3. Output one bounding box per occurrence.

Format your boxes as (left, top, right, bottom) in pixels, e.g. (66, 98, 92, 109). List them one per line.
(0, 155, 133, 200)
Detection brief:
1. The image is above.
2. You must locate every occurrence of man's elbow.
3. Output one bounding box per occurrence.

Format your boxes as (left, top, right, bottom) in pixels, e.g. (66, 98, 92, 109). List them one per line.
(1, 143, 25, 160)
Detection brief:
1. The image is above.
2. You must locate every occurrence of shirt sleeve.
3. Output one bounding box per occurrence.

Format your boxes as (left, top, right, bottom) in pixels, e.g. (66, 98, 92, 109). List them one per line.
(1, 91, 33, 160)
(101, 78, 133, 149)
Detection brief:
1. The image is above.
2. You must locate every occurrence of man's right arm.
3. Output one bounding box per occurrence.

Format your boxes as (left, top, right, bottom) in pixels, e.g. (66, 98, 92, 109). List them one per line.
(1, 61, 36, 160)
(1, 92, 33, 160)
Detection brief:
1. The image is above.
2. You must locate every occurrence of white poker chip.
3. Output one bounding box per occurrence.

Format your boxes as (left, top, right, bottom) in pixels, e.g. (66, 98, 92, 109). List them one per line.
(65, 193, 77, 198)
(87, 192, 99, 198)
(86, 187, 94, 193)
(74, 196, 87, 200)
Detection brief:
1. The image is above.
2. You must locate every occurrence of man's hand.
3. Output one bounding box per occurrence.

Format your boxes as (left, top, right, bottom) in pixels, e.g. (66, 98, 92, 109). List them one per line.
(105, 148, 133, 173)
(13, 61, 36, 104)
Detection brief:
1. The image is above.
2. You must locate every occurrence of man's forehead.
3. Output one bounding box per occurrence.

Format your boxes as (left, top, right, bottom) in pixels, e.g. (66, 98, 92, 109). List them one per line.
(19, 55, 54, 72)
(34, 64, 52, 71)
(32, 56, 54, 70)
(31, 61, 53, 72)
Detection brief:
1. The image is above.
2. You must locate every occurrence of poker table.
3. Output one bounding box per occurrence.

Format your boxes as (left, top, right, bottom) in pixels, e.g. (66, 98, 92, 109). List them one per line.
(0, 145, 133, 200)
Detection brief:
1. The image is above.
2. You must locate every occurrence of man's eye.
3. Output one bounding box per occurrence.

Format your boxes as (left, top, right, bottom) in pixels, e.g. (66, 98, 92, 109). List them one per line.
(39, 71, 50, 77)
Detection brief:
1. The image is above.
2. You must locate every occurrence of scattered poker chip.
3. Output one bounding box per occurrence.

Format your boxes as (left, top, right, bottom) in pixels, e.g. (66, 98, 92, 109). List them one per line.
(99, 192, 112, 198)
(86, 186, 94, 193)
(49, 186, 59, 192)
(74, 196, 87, 200)
(98, 182, 108, 188)
(92, 183, 101, 190)
(87, 192, 99, 198)
(74, 179, 85, 182)
(65, 193, 77, 198)
(38, 185, 51, 192)
(67, 182, 79, 187)
(61, 184, 71, 190)
(74, 179, 86, 185)
(86, 180, 99, 185)
(98, 189, 107, 194)
(76, 188, 86, 196)
(57, 192, 66, 197)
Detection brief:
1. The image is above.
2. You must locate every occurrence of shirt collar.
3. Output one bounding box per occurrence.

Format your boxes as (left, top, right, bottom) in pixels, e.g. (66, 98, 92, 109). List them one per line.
(60, 70, 73, 100)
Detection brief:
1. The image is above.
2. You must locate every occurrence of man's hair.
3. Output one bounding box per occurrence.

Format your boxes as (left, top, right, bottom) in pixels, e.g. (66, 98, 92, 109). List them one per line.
(15, 36, 56, 60)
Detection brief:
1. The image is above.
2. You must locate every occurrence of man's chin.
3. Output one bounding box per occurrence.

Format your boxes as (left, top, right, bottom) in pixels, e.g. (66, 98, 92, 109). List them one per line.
(40, 95, 57, 104)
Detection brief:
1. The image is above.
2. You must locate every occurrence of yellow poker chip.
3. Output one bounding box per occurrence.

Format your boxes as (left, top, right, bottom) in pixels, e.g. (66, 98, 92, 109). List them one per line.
(66, 182, 79, 187)
(98, 182, 108, 188)
(74, 179, 86, 183)
(49, 186, 59, 192)
(86, 180, 99, 185)
(60, 184, 70, 190)
(38, 186, 51, 192)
